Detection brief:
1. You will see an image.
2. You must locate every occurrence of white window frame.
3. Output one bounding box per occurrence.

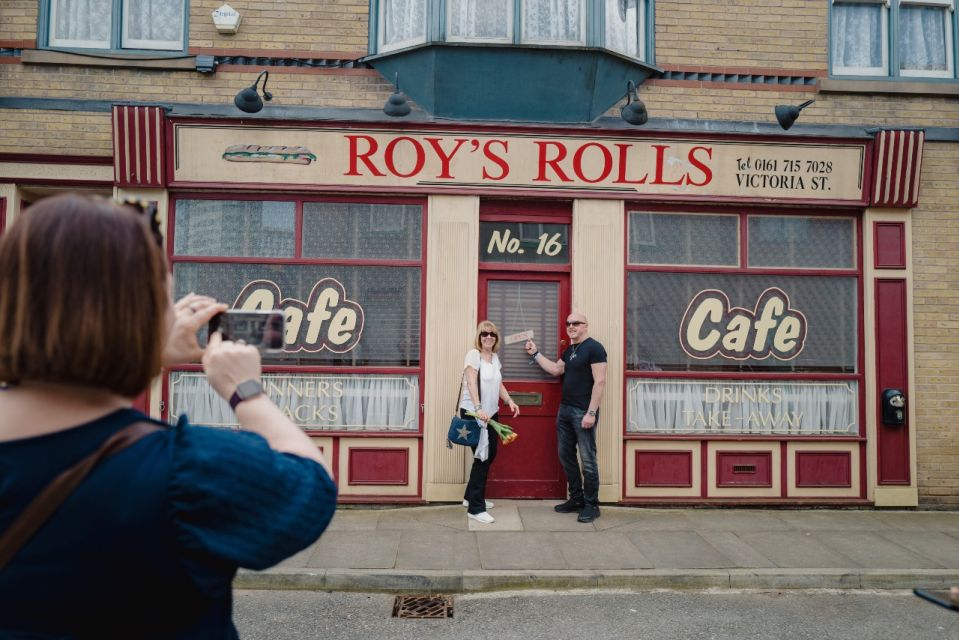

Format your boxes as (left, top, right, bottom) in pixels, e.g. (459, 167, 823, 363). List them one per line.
(899, 0, 955, 78)
(379, 0, 429, 53)
(521, 0, 588, 46)
(446, 0, 514, 43)
(120, 0, 186, 51)
(832, 0, 891, 77)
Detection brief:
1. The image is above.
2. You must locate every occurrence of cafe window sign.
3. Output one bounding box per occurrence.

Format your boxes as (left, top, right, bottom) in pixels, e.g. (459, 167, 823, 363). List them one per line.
(169, 372, 419, 432)
(627, 380, 858, 436)
(480, 221, 569, 264)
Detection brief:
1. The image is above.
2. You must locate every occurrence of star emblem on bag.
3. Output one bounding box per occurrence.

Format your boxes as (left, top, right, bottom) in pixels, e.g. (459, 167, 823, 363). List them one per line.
(456, 425, 472, 441)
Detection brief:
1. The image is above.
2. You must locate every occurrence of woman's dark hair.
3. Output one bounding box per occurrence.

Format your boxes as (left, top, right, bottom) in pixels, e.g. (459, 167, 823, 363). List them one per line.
(0, 193, 168, 396)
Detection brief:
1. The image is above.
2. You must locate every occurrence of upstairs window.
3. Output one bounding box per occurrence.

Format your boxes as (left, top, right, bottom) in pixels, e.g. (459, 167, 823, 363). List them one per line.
(376, 0, 649, 60)
(831, 0, 956, 79)
(46, 0, 186, 52)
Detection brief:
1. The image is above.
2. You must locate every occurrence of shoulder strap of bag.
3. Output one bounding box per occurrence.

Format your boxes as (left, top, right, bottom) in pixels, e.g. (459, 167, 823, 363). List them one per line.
(0, 420, 165, 570)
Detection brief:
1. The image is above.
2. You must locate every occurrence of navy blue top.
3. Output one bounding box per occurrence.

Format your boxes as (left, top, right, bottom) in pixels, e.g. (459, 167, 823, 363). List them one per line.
(0, 408, 337, 639)
(561, 337, 608, 410)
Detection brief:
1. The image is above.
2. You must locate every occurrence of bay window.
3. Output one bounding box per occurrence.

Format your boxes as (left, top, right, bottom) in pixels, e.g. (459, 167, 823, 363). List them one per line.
(831, 0, 956, 79)
(376, 0, 649, 59)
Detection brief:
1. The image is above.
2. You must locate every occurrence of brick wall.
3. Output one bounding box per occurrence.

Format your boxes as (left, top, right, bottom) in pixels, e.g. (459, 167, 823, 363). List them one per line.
(655, 0, 826, 70)
(0, 1, 37, 42)
(0, 109, 112, 156)
(912, 142, 959, 509)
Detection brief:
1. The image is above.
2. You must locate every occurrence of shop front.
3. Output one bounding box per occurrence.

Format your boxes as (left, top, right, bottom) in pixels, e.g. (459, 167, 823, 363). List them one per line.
(106, 106, 921, 506)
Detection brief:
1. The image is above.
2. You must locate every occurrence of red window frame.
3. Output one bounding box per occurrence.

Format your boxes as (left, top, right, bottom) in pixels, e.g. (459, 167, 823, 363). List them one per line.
(164, 192, 428, 436)
(623, 204, 865, 441)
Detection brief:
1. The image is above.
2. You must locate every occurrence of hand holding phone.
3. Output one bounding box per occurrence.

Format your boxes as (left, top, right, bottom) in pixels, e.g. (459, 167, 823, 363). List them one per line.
(208, 310, 285, 352)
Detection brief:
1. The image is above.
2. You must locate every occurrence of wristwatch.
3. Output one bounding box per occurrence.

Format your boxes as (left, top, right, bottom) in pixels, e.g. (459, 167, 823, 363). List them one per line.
(229, 379, 264, 410)
(587, 410, 597, 417)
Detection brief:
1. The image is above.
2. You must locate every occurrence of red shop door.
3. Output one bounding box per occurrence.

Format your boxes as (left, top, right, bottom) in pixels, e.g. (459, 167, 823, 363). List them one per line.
(481, 272, 568, 498)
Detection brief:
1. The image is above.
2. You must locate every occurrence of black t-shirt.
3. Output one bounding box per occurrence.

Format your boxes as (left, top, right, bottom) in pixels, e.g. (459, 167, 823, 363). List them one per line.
(561, 337, 607, 410)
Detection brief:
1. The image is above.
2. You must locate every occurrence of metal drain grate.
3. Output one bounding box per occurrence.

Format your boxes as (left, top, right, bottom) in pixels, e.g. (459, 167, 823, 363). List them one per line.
(392, 594, 454, 619)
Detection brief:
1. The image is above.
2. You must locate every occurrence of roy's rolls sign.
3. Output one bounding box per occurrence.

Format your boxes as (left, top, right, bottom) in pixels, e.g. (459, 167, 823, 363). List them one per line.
(173, 125, 867, 203)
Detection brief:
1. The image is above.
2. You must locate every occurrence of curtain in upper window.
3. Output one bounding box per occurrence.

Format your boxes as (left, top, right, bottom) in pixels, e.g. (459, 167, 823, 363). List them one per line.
(900, 4, 949, 73)
(605, 0, 639, 57)
(523, 0, 582, 42)
(123, 0, 184, 49)
(831, 2, 885, 73)
(50, 0, 112, 47)
(382, 0, 426, 48)
(448, 0, 511, 39)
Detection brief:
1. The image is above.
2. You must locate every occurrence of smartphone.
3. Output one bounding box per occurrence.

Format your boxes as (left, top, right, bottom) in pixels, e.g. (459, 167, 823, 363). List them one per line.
(208, 310, 285, 352)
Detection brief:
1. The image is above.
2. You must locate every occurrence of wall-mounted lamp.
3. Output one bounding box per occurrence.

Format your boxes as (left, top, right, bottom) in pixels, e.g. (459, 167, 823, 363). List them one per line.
(775, 99, 815, 130)
(620, 80, 648, 126)
(383, 73, 411, 117)
(212, 3, 242, 34)
(234, 70, 272, 114)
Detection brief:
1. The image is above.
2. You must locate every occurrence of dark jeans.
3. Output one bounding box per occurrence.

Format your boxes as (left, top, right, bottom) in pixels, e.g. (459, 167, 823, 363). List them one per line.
(556, 403, 599, 508)
(461, 409, 499, 514)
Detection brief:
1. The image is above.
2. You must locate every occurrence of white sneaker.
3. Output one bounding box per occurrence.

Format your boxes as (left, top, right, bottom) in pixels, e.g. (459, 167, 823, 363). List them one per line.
(467, 511, 495, 524)
(462, 500, 495, 509)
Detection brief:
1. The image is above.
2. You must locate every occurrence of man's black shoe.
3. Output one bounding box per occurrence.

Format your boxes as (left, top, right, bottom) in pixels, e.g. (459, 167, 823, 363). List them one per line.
(554, 499, 585, 513)
(577, 505, 600, 523)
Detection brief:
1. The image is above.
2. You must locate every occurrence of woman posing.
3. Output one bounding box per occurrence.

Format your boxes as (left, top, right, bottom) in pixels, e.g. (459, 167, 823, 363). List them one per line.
(459, 320, 520, 524)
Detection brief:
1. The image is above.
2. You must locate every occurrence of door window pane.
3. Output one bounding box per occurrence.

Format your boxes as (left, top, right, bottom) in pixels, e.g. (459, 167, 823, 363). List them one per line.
(302, 202, 422, 260)
(629, 212, 739, 266)
(173, 200, 295, 257)
(748, 216, 855, 269)
(486, 280, 559, 381)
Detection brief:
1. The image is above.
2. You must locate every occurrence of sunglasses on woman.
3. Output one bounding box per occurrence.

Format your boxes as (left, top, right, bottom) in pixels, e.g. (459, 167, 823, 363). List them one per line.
(479, 331, 498, 338)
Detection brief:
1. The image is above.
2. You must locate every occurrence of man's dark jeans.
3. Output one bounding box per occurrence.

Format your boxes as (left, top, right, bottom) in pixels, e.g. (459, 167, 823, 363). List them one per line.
(556, 403, 599, 508)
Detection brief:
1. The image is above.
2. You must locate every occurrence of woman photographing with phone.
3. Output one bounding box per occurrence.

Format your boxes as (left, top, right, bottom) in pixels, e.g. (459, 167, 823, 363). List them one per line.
(459, 320, 520, 524)
(0, 194, 336, 638)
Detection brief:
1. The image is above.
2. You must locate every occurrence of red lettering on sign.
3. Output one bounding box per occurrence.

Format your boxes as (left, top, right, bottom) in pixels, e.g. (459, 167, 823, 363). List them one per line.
(425, 137, 468, 179)
(650, 144, 684, 185)
(482, 140, 510, 180)
(345, 135, 385, 177)
(534, 141, 572, 182)
(687, 146, 713, 186)
(384, 136, 426, 178)
(612, 143, 648, 185)
(572, 142, 613, 184)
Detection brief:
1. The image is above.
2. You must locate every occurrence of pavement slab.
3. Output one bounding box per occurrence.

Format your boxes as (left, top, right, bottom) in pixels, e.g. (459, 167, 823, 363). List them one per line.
(738, 531, 861, 568)
(394, 531, 481, 570)
(477, 531, 568, 570)
(627, 531, 736, 569)
(810, 531, 944, 569)
(552, 531, 653, 569)
(694, 531, 777, 568)
(877, 531, 959, 568)
(306, 530, 399, 569)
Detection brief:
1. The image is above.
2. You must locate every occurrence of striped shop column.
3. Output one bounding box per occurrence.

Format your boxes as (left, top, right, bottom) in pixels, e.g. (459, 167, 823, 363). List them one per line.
(112, 105, 167, 187)
(870, 129, 925, 208)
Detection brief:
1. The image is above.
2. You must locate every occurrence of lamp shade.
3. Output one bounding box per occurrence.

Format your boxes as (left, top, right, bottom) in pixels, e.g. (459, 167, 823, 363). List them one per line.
(775, 99, 815, 130)
(234, 87, 263, 113)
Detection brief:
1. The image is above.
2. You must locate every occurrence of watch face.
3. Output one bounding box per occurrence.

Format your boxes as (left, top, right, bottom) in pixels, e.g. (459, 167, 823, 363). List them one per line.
(236, 379, 263, 400)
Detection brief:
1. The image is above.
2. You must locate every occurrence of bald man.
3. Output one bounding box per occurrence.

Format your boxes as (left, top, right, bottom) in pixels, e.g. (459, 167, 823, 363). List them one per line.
(525, 312, 607, 523)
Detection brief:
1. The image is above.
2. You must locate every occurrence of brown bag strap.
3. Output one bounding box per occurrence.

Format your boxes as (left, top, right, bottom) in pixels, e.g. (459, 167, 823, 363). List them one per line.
(0, 420, 164, 570)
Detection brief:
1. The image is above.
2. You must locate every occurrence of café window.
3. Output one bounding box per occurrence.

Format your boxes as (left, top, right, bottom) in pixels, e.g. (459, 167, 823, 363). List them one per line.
(376, 0, 649, 59)
(830, 0, 956, 79)
(167, 197, 424, 432)
(626, 211, 861, 437)
(43, 0, 187, 52)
